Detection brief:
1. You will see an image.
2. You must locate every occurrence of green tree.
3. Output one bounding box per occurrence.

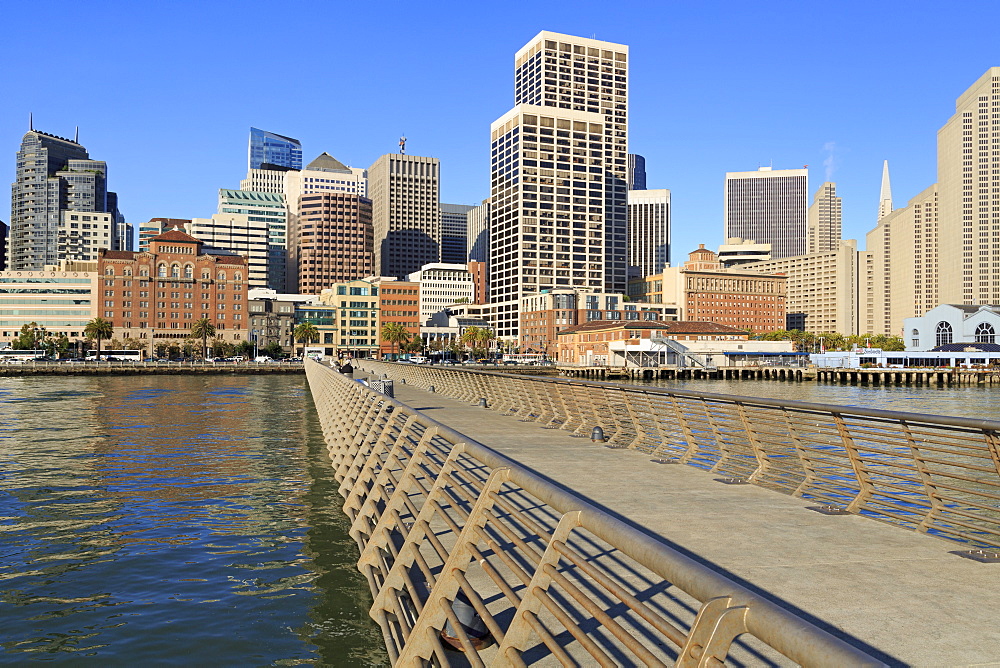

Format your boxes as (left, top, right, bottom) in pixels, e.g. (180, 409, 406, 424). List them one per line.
(262, 342, 284, 359)
(123, 337, 145, 350)
(237, 340, 254, 357)
(84, 317, 114, 360)
(12, 322, 44, 350)
(380, 321, 412, 359)
(293, 322, 319, 354)
(460, 326, 494, 359)
(191, 317, 216, 359)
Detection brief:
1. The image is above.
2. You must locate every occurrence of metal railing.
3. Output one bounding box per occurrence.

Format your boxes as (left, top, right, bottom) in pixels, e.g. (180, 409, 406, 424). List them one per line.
(306, 360, 884, 666)
(358, 360, 1000, 552)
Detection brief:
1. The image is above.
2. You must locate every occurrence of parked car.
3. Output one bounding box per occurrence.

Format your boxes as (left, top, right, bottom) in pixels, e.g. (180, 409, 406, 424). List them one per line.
(254, 356, 272, 363)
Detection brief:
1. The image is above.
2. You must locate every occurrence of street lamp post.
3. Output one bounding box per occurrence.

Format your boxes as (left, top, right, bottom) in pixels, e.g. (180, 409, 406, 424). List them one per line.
(252, 329, 259, 359)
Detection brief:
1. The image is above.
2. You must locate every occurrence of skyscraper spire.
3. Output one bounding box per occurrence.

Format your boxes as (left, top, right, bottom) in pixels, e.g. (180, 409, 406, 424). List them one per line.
(878, 160, 893, 221)
(74, 126, 79, 143)
(29, 112, 33, 131)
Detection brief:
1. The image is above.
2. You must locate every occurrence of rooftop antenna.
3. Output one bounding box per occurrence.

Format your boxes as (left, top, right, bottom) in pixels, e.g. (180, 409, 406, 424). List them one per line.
(29, 112, 33, 131)
(399, 135, 407, 154)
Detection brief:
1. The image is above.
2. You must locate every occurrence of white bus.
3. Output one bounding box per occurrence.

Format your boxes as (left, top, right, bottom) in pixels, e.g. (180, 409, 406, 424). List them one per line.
(0, 349, 47, 363)
(304, 347, 326, 362)
(86, 350, 143, 362)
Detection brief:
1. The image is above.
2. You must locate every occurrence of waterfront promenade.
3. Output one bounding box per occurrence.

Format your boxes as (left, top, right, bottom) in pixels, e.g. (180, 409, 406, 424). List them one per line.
(351, 364, 1000, 666)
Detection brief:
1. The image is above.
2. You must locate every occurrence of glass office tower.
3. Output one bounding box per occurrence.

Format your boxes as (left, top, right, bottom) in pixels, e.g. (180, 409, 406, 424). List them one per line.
(248, 127, 302, 171)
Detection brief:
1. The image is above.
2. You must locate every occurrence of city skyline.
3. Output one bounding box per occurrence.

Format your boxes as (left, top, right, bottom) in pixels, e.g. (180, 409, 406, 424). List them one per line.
(2, 1, 999, 259)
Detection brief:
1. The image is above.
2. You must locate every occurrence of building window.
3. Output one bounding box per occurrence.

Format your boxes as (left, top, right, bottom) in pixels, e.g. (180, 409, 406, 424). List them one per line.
(975, 322, 995, 344)
(935, 321, 953, 347)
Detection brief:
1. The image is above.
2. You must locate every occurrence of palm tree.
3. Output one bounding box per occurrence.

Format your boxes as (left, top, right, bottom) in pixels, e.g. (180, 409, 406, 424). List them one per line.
(191, 317, 216, 360)
(84, 317, 114, 360)
(380, 322, 412, 359)
(460, 326, 494, 360)
(293, 322, 319, 355)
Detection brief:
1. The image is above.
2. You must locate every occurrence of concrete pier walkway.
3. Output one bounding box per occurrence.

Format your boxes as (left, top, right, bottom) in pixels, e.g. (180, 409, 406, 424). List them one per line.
(359, 371, 1000, 667)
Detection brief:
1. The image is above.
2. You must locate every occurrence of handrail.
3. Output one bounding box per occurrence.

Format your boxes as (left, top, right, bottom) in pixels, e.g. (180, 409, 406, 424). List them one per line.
(358, 360, 1000, 551)
(305, 360, 885, 667)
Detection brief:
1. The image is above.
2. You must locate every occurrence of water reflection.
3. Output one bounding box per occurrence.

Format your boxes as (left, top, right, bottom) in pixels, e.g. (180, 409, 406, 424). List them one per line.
(0, 376, 386, 665)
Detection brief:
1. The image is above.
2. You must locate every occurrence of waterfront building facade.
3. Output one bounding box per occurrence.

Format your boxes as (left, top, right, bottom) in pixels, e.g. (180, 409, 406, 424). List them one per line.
(519, 288, 671, 358)
(290, 192, 373, 293)
(490, 32, 630, 338)
(627, 189, 670, 278)
(904, 303, 1000, 351)
(806, 182, 842, 254)
(440, 203, 475, 265)
(724, 167, 808, 260)
(368, 153, 441, 279)
(248, 127, 302, 171)
(248, 288, 311, 356)
(0, 266, 98, 346)
(97, 229, 248, 349)
(742, 240, 861, 335)
(555, 320, 749, 366)
(9, 130, 123, 271)
(316, 278, 380, 359)
(372, 278, 420, 358)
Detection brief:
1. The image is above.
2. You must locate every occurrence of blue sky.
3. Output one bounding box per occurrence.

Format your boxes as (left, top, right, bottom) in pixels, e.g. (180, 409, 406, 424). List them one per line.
(2, 0, 998, 258)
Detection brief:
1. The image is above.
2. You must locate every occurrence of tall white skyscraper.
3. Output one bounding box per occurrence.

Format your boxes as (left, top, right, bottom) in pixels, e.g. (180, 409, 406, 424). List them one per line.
(806, 182, 842, 254)
(627, 189, 670, 278)
(724, 167, 808, 260)
(937, 67, 1000, 307)
(490, 31, 629, 337)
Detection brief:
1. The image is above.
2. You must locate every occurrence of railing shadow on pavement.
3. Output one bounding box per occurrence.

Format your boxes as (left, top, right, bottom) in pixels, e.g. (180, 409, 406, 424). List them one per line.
(307, 360, 890, 667)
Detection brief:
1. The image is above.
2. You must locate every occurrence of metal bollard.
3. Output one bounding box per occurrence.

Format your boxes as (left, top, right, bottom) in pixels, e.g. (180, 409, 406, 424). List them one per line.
(478, 398, 488, 408)
(428, 385, 435, 393)
(591, 426, 606, 442)
(400, 378, 406, 384)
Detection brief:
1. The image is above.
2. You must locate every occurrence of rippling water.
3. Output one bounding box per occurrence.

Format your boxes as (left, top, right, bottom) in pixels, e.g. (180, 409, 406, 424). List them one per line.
(0, 375, 387, 665)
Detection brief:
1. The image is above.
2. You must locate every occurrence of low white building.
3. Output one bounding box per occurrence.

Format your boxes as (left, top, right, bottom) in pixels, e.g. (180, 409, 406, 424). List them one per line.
(904, 304, 1000, 350)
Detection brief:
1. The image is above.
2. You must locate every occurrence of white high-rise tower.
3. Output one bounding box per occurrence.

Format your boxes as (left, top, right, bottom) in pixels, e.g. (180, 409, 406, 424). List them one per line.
(490, 32, 629, 337)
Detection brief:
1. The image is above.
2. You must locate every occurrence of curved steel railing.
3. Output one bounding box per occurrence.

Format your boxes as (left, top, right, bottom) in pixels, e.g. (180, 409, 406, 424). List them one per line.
(306, 360, 884, 666)
(358, 360, 1000, 552)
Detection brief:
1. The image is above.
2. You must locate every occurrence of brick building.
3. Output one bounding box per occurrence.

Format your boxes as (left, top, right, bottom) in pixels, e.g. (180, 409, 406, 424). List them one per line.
(628, 245, 786, 333)
(555, 319, 750, 366)
(374, 279, 420, 358)
(291, 192, 373, 293)
(97, 229, 248, 352)
(520, 289, 676, 359)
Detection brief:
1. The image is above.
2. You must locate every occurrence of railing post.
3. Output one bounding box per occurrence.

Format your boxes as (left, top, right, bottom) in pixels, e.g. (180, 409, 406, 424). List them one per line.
(833, 412, 876, 513)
